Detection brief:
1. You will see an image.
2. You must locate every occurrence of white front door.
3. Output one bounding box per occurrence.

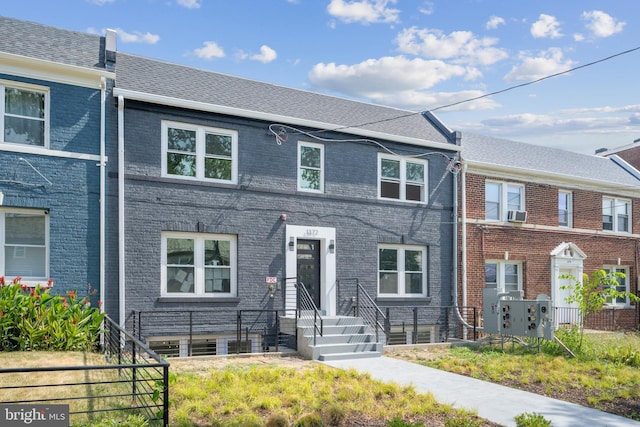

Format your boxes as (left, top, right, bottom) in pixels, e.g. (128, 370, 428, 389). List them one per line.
(555, 267, 580, 326)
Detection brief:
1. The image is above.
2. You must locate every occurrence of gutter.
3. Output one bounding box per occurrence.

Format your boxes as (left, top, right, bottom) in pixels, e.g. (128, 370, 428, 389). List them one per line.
(99, 77, 106, 314)
(118, 95, 125, 329)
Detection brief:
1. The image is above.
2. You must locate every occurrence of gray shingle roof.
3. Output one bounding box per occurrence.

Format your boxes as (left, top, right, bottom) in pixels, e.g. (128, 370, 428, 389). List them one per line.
(115, 53, 453, 145)
(461, 132, 640, 188)
(0, 16, 105, 70)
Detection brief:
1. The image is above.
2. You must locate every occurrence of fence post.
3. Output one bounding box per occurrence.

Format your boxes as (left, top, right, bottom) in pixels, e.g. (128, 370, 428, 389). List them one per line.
(275, 313, 280, 352)
(412, 307, 418, 344)
(132, 339, 137, 401)
(237, 312, 242, 354)
(163, 363, 170, 426)
(384, 307, 391, 342)
(189, 312, 193, 357)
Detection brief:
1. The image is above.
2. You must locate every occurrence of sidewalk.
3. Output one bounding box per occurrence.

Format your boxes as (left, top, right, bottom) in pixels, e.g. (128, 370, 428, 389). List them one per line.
(323, 356, 639, 427)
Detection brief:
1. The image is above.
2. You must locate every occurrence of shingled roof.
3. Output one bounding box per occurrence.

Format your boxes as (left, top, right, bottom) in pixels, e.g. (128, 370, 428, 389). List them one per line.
(461, 132, 640, 189)
(115, 52, 456, 147)
(0, 16, 107, 71)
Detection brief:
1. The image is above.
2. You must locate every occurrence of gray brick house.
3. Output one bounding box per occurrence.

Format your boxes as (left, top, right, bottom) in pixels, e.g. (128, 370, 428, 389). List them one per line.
(107, 52, 461, 357)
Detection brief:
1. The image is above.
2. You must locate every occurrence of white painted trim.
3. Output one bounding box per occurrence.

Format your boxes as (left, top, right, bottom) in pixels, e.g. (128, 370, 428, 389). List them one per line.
(113, 88, 461, 152)
(0, 143, 103, 162)
(285, 225, 337, 316)
(0, 52, 114, 89)
(297, 140, 324, 193)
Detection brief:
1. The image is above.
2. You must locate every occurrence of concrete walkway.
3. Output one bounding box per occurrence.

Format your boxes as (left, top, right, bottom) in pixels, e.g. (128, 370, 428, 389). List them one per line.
(323, 356, 639, 427)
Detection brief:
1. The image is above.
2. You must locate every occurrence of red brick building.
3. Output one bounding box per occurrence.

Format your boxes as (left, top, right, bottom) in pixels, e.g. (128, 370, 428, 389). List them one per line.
(459, 134, 640, 331)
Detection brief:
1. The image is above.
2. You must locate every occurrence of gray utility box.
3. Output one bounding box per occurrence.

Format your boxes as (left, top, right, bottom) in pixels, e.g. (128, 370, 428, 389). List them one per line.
(483, 287, 554, 340)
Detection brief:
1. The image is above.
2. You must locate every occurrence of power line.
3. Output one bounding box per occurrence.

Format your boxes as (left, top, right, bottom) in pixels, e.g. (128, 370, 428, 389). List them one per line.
(321, 45, 640, 134)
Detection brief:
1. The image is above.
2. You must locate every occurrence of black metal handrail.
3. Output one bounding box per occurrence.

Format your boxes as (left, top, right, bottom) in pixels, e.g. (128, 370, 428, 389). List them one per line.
(0, 315, 170, 426)
(354, 280, 387, 342)
(294, 280, 323, 346)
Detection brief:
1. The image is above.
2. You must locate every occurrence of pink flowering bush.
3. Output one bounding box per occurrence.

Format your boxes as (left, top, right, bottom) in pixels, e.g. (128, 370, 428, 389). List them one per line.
(0, 277, 104, 352)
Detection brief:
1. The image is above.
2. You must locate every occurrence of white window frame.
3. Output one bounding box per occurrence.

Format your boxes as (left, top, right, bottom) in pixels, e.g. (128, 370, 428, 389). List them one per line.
(161, 120, 238, 184)
(485, 261, 522, 293)
(0, 80, 50, 148)
(161, 232, 237, 298)
(378, 244, 428, 297)
(485, 181, 524, 221)
(602, 197, 631, 234)
(0, 208, 49, 285)
(297, 141, 324, 193)
(378, 154, 428, 204)
(558, 190, 572, 228)
(602, 266, 631, 307)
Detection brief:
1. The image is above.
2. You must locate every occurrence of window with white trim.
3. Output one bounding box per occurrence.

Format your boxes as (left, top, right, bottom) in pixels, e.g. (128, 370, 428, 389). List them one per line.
(1, 81, 48, 147)
(378, 154, 428, 203)
(558, 190, 572, 227)
(602, 266, 630, 306)
(0, 209, 48, 281)
(162, 121, 238, 183)
(298, 141, 324, 192)
(162, 232, 237, 297)
(378, 245, 427, 297)
(485, 181, 524, 221)
(485, 261, 522, 293)
(602, 197, 631, 233)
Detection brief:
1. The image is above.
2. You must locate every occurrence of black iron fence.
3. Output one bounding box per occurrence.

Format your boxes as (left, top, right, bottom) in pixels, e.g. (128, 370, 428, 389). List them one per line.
(0, 315, 170, 426)
(381, 305, 478, 344)
(555, 305, 639, 331)
(130, 308, 298, 357)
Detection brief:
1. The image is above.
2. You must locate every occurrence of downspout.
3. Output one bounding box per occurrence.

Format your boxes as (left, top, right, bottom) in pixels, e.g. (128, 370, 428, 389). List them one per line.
(99, 77, 106, 314)
(118, 95, 125, 329)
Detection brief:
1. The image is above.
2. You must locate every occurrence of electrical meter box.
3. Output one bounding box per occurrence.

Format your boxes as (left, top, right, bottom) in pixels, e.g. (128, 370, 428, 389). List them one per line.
(483, 288, 554, 340)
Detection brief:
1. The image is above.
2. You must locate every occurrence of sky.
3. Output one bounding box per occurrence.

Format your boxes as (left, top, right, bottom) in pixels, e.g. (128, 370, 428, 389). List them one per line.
(3, 0, 640, 155)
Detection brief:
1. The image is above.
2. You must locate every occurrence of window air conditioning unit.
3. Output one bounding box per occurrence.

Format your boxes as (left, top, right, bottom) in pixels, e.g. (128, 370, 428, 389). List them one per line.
(507, 210, 528, 223)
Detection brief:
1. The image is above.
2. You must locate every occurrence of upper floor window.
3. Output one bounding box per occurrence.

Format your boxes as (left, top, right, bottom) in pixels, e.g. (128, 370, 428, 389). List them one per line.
(602, 266, 630, 307)
(298, 141, 324, 192)
(1, 81, 48, 147)
(378, 245, 427, 297)
(602, 197, 631, 233)
(162, 121, 238, 184)
(485, 181, 524, 221)
(558, 190, 572, 227)
(485, 261, 521, 293)
(378, 154, 428, 203)
(162, 232, 237, 297)
(0, 209, 48, 283)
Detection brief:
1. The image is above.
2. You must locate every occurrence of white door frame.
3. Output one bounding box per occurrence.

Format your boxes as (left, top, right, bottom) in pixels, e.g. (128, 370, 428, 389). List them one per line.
(550, 242, 586, 326)
(285, 225, 337, 316)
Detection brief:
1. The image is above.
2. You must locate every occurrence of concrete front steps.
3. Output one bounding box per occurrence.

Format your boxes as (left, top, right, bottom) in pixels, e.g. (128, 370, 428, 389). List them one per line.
(297, 315, 383, 361)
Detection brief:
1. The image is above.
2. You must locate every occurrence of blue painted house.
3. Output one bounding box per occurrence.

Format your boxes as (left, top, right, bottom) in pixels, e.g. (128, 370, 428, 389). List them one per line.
(108, 52, 461, 358)
(0, 17, 115, 304)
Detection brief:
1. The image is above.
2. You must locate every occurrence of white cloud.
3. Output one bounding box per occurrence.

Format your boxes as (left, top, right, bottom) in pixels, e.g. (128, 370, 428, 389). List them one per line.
(250, 45, 278, 63)
(530, 14, 562, 39)
(177, 0, 200, 9)
(485, 16, 505, 30)
(115, 28, 160, 44)
(395, 27, 508, 66)
(582, 10, 625, 38)
(504, 48, 575, 82)
(419, 1, 434, 16)
(307, 55, 501, 111)
(194, 41, 225, 59)
(88, 0, 114, 5)
(327, 0, 400, 25)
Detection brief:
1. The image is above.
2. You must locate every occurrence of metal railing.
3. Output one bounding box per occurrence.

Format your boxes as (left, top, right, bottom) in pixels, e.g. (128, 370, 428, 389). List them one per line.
(354, 280, 387, 342)
(555, 305, 639, 331)
(383, 305, 477, 343)
(0, 315, 170, 426)
(131, 308, 298, 355)
(295, 280, 323, 346)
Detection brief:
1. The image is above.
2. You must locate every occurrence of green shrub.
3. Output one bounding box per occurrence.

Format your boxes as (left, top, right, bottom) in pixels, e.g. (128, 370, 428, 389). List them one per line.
(0, 277, 104, 352)
(294, 413, 324, 427)
(386, 417, 425, 427)
(266, 413, 289, 427)
(444, 415, 482, 427)
(514, 412, 552, 427)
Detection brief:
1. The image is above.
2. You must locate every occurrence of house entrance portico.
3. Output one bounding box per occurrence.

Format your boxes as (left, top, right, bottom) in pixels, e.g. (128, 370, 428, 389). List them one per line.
(550, 242, 585, 326)
(285, 225, 337, 316)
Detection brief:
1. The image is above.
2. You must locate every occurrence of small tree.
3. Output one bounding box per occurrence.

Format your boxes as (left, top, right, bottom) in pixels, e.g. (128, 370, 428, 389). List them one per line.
(560, 269, 639, 349)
